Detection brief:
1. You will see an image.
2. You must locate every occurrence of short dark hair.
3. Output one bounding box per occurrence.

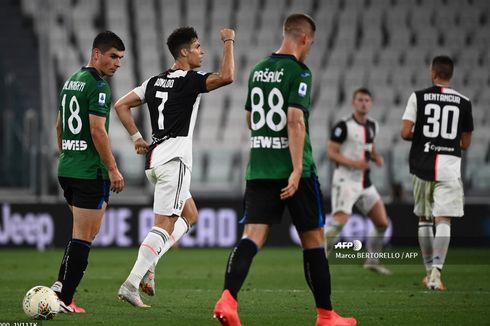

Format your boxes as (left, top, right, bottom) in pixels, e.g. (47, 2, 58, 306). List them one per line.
(92, 31, 125, 53)
(431, 55, 454, 80)
(167, 27, 199, 60)
(352, 87, 372, 99)
(283, 13, 316, 38)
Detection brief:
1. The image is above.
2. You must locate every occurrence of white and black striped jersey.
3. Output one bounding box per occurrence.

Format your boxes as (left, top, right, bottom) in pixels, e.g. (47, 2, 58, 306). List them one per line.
(330, 114, 378, 188)
(402, 85, 473, 181)
(132, 69, 211, 170)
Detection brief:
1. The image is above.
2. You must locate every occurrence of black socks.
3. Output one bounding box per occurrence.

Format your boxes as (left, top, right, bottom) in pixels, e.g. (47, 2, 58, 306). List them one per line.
(303, 248, 333, 310)
(57, 239, 71, 283)
(58, 239, 92, 305)
(224, 238, 259, 300)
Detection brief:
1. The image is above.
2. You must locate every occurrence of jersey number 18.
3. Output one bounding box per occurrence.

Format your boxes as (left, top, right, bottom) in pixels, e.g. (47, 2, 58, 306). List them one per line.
(61, 94, 82, 135)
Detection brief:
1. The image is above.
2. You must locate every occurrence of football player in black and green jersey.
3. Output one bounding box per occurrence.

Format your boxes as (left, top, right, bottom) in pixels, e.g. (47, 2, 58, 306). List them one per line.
(214, 14, 356, 326)
(52, 31, 125, 313)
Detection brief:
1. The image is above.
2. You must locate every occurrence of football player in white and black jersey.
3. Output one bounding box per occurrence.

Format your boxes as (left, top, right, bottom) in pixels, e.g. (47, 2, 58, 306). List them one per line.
(114, 26, 235, 307)
(324, 88, 392, 275)
(401, 55, 473, 290)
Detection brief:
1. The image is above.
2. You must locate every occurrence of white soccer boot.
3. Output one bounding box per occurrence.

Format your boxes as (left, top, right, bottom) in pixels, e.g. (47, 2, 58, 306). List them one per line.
(427, 267, 446, 290)
(140, 270, 155, 296)
(118, 281, 151, 307)
(363, 259, 393, 275)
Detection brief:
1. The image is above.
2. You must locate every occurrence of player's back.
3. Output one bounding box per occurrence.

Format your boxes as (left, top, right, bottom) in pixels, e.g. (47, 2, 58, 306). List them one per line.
(408, 85, 473, 181)
(58, 67, 112, 180)
(245, 54, 316, 180)
(138, 69, 210, 170)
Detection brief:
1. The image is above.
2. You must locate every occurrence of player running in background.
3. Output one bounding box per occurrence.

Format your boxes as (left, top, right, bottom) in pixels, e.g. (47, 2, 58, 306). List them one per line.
(401, 55, 473, 290)
(324, 88, 392, 275)
(213, 14, 356, 326)
(115, 26, 235, 307)
(53, 31, 125, 313)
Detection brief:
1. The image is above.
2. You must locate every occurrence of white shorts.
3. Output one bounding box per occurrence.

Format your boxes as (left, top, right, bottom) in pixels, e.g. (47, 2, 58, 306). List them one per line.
(412, 175, 464, 218)
(331, 174, 381, 215)
(145, 159, 191, 216)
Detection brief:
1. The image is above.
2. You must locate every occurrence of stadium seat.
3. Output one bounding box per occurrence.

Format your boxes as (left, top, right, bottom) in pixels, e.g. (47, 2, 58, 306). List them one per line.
(313, 146, 331, 194)
(470, 166, 490, 192)
(17, 0, 489, 195)
(370, 154, 390, 194)
(391, 140, 413, 192)
(464, 142, 489, 182)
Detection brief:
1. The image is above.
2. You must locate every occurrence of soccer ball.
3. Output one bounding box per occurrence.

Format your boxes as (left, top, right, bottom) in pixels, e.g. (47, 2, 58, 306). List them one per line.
(22, 286, 60, 320)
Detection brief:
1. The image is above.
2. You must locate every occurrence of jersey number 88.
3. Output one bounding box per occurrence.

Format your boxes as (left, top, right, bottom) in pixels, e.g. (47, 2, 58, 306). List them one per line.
(251, 87, 287, 132)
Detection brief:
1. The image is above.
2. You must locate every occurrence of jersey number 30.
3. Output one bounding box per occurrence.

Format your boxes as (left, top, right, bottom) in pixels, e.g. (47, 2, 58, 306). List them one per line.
(251, 87, 287, 131)
(423, 104, 459, 140)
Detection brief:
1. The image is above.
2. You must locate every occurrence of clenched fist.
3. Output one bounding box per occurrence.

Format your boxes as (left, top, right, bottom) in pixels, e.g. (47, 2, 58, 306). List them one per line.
(220, 28, 235, 43)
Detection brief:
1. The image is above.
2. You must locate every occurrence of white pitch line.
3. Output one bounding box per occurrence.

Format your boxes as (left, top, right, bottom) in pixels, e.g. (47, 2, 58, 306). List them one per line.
(144, 288, 490, 295)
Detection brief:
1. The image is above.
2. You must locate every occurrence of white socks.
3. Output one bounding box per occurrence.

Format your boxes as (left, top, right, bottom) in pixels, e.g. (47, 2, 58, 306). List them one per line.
(432, 222, 451, 270)
(366, 226, 386, 264)
(324, 220, 344, 257)
(148, 216, 191, 273)
(127, 227, 169, 288)
(418, 221, 434, 275)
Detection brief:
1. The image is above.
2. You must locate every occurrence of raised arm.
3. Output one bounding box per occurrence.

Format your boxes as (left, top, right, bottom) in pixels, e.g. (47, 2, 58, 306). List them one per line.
(206, 29, 235, 91)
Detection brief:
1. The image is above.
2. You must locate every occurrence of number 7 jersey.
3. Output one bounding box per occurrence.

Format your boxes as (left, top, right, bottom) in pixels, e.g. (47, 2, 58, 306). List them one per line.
(132, 69, 210, 170)
(58, 67, 112, 180)
(402, 85, 473, 181)
(245, 53, 316, 180)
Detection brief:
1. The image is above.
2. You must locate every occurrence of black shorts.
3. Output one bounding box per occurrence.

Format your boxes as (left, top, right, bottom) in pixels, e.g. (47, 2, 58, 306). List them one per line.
(58, 177, 110, 209)
(241, 176, 325, 232)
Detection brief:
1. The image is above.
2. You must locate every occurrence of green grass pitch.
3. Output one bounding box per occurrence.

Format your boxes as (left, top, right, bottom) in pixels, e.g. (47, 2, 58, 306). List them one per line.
(0, 247, 489, 325)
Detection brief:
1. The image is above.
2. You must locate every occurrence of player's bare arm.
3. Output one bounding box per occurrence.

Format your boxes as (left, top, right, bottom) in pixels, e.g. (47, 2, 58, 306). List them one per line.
(280, 107, 305, 200)
(115, 91, 149, 155)
(400, 119, 414, 140)
(56, 112, 62, 152)
(246, 111, 251, 130)
(461, 132, 472, 150)
(327, 141, 369, 170)
(206, 28, 235, 91)
(89, 114, 124, 193)
(371, 143, 384, 167)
